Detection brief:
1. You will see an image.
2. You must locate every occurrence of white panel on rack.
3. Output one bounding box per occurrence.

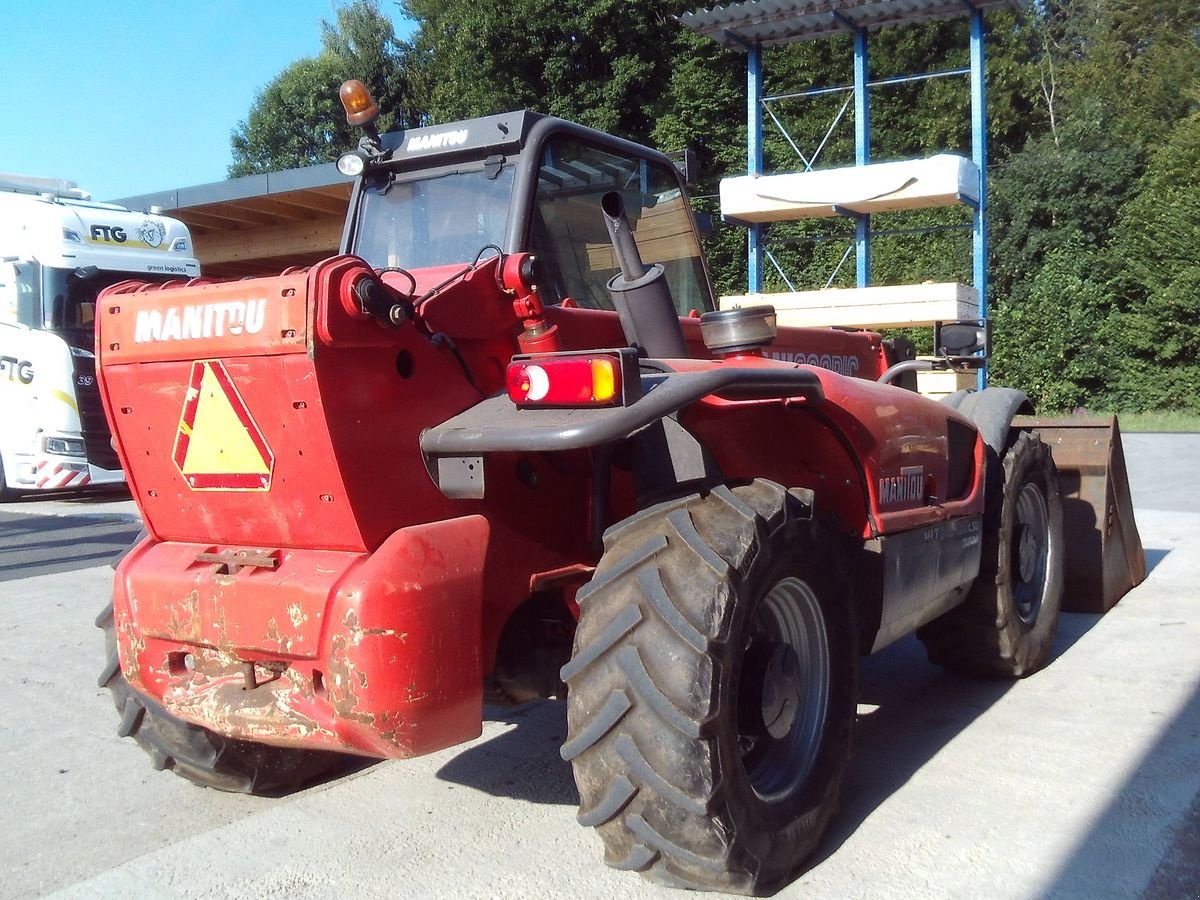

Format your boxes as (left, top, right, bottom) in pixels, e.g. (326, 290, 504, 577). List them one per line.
(721, 282, 979, 329)
(720, 155, 980, 223)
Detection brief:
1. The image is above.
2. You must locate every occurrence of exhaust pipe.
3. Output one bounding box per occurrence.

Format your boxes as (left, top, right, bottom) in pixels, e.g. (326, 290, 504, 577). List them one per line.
(601, 191, 688, 359)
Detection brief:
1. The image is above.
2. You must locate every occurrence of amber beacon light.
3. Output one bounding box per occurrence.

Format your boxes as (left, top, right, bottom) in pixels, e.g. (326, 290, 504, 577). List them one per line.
(339, 80, 380, 127)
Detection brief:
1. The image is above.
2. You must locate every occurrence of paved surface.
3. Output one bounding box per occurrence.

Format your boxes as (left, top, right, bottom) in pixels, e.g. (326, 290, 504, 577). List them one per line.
(0, 512, 141, 581)
(0, 435, 1196, 899)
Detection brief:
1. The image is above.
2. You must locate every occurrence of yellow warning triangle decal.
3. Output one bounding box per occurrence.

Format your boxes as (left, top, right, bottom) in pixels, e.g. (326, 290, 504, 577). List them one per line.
(173, 360, 274, 491)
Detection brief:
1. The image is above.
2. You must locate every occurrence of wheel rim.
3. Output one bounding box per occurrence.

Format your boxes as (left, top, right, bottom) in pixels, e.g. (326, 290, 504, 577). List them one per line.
(738, 576, 830, 802)
(1012, 481, 1051, 624)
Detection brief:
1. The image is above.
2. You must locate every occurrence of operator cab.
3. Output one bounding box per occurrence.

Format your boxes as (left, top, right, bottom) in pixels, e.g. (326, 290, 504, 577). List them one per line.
(340, 110, 716, 317)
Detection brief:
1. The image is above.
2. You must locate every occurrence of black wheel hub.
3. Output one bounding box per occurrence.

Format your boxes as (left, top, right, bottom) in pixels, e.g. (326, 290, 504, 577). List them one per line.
(1011, 481, 1051, 624)
(739, 640, 802, 740)
(736, 576, 831, 802)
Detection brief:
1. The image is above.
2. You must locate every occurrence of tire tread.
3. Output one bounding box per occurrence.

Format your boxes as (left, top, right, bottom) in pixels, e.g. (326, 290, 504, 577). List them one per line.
(97, 602, 346, 795)
(563, 480, 856, 893)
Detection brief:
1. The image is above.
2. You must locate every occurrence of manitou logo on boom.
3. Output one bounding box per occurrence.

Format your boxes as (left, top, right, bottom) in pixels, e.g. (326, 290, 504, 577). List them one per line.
(134, 300, 267, 343)
(879, 466, 925, 507)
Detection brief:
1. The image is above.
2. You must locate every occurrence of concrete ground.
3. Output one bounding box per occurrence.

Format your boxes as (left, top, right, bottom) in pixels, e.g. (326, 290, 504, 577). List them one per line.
(0, 434, 1196, 899)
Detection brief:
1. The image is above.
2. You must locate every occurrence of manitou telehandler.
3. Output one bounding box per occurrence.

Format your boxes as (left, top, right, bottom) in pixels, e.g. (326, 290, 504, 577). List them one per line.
(94, 81, 1143, 894)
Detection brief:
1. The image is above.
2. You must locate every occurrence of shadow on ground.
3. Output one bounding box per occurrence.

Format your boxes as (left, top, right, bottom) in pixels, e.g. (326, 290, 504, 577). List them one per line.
(1144, 547, 1171, 577)
(435, 610, 1108, 837)
(6, 485, 132, 506)
(1045, 679, 1200, 899)
(0, 512, 141, 580)
(436, 700, 578, 806)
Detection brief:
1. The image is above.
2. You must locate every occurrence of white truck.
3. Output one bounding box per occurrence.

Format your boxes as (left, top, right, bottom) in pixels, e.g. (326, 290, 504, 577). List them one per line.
(0, 174, 201, 498)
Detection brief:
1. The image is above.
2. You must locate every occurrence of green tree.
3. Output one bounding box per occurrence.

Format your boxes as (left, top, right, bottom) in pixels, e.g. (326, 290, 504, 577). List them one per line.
(229, 54, 349, 176)
(986, 0, 1197, 409)
(990, 244, 1115, 410)
(989, 105, 1140, 307)
(224, 0, 1198, 413)
(229, 0, 415, 176)
(1106, 112, 1200, 411)
(401, 0, 704, 144)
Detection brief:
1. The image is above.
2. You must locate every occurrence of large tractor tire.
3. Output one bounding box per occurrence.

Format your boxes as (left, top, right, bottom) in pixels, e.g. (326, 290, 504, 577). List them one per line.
(919, 430, 1064, 677)
(561, 481, 858, 894)
(97, 603, 347, 795)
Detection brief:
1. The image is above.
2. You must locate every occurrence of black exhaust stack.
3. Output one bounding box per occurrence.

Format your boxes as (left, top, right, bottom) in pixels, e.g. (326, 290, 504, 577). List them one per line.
(601, 191, 689, 359)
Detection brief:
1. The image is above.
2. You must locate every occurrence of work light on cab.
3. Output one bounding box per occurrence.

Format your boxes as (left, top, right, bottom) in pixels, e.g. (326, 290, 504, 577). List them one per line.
(506, 352, 637, 408)
(336, 151, 367, 177)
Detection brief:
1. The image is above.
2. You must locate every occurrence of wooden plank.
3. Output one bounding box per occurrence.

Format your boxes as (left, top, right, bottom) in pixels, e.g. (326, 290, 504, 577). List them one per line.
(194, 215, 343, 267)
(585, 196, 701, 267)
(721, 282, 979, 329)
(720, 155, 979, 223)
(916, 363, 978, 399)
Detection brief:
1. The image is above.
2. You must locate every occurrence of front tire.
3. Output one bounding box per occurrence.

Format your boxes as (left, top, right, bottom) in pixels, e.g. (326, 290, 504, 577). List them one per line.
(97, 603, 347, 794)
(561, 481, 858, 894)
(919, 430, 1064, 677)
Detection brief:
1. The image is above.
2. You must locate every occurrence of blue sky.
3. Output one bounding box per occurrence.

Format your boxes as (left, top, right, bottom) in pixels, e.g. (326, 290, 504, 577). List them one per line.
(2, 1, 413, 202)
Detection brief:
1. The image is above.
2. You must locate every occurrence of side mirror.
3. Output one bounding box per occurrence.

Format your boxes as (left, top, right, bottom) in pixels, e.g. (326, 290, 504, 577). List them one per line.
(666, 149, 700, 187)
(936, 320, 990, 358)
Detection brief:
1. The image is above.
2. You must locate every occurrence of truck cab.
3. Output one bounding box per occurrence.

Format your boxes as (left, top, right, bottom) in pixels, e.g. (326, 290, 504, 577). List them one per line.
(0, 175, 200, 496)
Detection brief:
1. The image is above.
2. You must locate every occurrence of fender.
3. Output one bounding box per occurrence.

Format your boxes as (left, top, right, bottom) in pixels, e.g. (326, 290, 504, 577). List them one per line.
(420, 363, 824, 499)
(941, 386, 1034, 457)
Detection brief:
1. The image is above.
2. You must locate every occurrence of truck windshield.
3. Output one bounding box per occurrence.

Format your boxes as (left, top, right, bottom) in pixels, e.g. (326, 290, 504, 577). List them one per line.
(353, 165, 516, 270)
(41, 267, 176, 346)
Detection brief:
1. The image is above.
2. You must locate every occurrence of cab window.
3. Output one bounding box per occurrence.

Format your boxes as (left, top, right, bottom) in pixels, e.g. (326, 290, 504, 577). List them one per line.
(528, 138, 712, 315)
(353, 165, 516, 269)
(41, 267, 175, 336)
(0, 260, 38, 326)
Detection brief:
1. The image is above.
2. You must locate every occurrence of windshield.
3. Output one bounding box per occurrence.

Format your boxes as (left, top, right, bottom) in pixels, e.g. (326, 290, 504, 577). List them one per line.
(352, 165, 516, 270)
(41, 267, 178, 345)
(527, 138, 713, 315)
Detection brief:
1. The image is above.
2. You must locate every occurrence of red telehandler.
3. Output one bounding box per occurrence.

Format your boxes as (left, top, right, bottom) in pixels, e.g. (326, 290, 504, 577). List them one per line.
(94, 82, 1143, 894)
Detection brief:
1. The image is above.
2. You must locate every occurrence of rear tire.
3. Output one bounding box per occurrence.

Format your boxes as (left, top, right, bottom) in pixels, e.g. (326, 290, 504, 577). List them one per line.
(97, 603, 347, 794)
(562, 481, 858, 894)
(919, 430, 1064, 677)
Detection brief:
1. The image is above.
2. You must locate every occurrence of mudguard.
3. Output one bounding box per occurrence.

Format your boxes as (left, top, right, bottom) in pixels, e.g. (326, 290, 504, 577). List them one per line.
(940, 387, 1034, 456)
(420, 364, 824, 499)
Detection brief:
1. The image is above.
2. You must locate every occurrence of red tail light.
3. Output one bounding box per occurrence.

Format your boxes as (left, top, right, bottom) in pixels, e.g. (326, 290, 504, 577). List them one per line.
(507, 355, 624, 407)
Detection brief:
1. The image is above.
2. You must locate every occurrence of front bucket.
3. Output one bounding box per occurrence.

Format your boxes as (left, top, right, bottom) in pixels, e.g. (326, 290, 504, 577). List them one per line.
(1014, 416, 1146, 614)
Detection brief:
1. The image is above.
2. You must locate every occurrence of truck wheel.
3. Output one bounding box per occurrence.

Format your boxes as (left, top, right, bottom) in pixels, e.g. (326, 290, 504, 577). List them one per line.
(561, 481, 857, 894)
(919, 430, 1064, 677)
(96, 603, 346, 795)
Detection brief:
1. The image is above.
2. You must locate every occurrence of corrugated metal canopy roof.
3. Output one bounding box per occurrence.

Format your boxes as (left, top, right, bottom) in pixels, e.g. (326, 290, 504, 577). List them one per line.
(116, 163, 352, 279)
(681, 0, 1020, 48)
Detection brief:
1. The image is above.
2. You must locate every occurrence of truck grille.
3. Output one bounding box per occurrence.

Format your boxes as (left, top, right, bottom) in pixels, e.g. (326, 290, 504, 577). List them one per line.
(74, 356, 121, 471)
